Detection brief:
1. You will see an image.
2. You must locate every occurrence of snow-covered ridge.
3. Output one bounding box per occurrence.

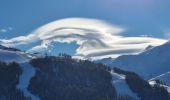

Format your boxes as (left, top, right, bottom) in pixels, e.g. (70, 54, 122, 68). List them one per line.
(0, 49, 34, 63)
(112, 41, 170, 80)
(149, 80, 170, 93)
(149, 71, 170, 86)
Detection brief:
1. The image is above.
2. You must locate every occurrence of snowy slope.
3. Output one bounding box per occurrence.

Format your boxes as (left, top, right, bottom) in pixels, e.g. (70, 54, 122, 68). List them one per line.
(0, 49, 33, 63)
(111, 70, 125, 82)
(0, 46, 39, 99)
(110, 70, 139, 99)
(95, 60, 138, 99)
(0, 44, 37, 63)
(17, 63, 40, 100)
(112, 41, 170, 80)
(114, 80, 139, 99)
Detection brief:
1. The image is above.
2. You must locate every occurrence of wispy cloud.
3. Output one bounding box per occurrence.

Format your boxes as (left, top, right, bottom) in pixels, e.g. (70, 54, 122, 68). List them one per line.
(0, 27, 13, 33)
(0, 18, 167, 59)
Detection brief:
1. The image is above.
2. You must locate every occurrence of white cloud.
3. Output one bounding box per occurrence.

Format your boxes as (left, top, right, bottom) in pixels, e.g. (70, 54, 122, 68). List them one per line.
(0, 18, 167, 59)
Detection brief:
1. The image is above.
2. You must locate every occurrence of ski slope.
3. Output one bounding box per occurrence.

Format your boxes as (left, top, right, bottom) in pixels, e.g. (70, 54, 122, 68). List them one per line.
(17, 62, 40, 100)
(0, 47, 39, 100)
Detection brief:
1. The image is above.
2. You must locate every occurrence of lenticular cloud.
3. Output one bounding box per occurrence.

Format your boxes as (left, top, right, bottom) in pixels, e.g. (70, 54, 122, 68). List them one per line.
(0, 18, 167, 59)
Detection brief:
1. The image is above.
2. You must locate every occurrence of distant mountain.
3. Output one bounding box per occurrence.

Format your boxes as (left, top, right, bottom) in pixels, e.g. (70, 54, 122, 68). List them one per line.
(112, 41, 170, 80)
(94, 57, 114, 65)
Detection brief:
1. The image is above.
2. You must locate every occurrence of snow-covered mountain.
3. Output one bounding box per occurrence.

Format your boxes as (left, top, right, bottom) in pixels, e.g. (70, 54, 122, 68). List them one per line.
(0, 44, 169, 100)
(0, 45, 138, 99)
(149, 71, 170, 86)
(95, 41, 170, 95)
(0, 45, 35, 63)
(111, 41, 170, 80)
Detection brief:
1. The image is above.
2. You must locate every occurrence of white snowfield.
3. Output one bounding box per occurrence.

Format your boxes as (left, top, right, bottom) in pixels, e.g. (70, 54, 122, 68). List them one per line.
(111, 70, 139, 99)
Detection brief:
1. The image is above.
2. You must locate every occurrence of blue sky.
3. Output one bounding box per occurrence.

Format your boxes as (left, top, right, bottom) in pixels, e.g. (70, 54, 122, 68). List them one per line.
(0, 0, 170, 58)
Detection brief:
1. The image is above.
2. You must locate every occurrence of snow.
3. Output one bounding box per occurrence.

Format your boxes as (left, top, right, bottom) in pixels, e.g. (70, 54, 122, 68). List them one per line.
(149, 71, 170, 93)
(149, 71, 170, 86)
(149, 80, 170, 93)
(113, 79, 139, 99)
(17, 62, 40, 100)
(111, 70, 125, 82)
(110, 70, 139, 99)
(148, 81, 157, 86)
(0, 48, 40, 99)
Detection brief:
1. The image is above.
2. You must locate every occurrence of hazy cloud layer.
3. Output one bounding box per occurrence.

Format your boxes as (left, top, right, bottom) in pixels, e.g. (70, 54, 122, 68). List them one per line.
(0, 18, 167, 59)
